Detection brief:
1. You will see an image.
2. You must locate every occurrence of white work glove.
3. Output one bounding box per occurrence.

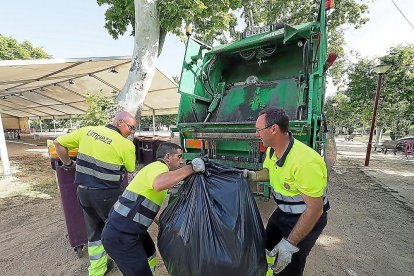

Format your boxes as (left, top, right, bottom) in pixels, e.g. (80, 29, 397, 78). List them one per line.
(191, 158, 205, 173)
(268, 238, 299, 274)
(62, 160, 76, 171)
(242, 169, 257, 182)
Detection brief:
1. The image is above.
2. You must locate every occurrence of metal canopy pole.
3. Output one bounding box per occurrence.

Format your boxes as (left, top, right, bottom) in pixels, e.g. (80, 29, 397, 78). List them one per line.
(152, 109, 156, 136)
(39, 117, 43, 133)
(0, 112, 12, 176)
(69, 116, 73, 129)
(53, 117, 56, 136)
(138, 119, 141, 135)
(28, 119, 31, 134)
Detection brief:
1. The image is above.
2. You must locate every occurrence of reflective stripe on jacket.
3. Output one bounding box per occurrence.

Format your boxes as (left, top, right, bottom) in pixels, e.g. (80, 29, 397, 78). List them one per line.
(57, 124, 135, 189)
(109, 189, 160, 234)
(271, 187, 330, 214)
(263, 133, 330, 214)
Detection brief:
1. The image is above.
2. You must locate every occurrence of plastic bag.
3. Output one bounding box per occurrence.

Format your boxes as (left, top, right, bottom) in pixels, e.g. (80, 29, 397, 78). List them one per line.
(158, 161, 267, 276)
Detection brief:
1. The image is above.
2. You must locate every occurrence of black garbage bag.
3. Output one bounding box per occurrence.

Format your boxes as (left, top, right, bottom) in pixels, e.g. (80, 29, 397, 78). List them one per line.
(158, 161, 267, 276)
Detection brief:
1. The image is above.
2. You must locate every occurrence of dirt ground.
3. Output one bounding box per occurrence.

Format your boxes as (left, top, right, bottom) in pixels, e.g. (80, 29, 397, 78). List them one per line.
(0, 134, 413, 275)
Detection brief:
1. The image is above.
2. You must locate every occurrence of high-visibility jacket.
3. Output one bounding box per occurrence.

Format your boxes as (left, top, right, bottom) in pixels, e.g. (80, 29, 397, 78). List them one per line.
(57, 124, 135, 189)
(107, 161, 169, 234)
(263, 132, 329, 214)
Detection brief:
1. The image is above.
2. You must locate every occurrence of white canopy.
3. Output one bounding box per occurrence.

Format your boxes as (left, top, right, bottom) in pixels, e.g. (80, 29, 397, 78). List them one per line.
(0, 56, 180, 118)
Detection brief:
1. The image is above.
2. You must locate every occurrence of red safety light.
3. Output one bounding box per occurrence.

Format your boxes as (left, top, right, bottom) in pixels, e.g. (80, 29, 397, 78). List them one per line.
(259, 142, 266, 153)
(314, 34, 321, 58)
(327, 52, 337, 68)
(186, 139, 202, 149)
(325, 0, 334, 10)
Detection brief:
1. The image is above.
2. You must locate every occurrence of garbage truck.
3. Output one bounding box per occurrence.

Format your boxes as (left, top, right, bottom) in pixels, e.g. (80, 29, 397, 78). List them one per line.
(174, 0, 335, 197)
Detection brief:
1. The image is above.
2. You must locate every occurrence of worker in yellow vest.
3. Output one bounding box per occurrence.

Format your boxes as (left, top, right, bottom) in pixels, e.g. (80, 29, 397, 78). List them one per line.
(102, 142, 205, 276)
(54, 111, 137, 276)
(245, 107, 329, 276)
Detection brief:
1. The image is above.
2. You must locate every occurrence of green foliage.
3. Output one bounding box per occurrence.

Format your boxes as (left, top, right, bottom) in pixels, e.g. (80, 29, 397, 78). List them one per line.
(0, 34, 50, 60)
(247, 0, 368, 31)
(157, 114, 177, 127)
(172, 75, 180, 84)
(96, 0, 135, 39)
(97, 0, 242, 45)
(59, 118, 82, 129)
(325, 44, 414, 137)
(29, 117, 83, 132)
(158, 0, 242, 45)
(139, 116, 153, 128)
(140, 114, 176, 129)
(325, 92, 352, 128)
(80, 91, 117, 126)
(30, 118, 60, 131)
(97, 0, 369, 83)
(379, 45, 414, 115)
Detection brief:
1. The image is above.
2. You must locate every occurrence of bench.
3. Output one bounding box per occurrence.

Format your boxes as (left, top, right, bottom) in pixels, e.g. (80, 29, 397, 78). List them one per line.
(344, 134, 355, 141)
(374, 140, 398, 154)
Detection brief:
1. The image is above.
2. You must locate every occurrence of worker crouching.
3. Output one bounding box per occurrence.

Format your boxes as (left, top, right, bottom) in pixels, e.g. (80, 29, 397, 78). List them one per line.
(102, 142, 205, 276)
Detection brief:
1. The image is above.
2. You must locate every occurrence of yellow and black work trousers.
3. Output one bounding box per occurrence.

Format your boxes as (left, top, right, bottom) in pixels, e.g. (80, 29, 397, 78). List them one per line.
(265, 208, 328, 276)
(102, 223, 156, 276)
(77, 186, 123, 276)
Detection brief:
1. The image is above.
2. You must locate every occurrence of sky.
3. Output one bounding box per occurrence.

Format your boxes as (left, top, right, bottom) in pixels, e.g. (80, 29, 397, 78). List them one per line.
(343, 0, 414, 61)
(1, 0, 413, 94)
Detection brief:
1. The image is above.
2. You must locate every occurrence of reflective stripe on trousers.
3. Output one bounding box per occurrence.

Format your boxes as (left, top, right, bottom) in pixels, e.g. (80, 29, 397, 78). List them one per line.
(148, 253, 157, 274)
(88, 240, 108, 276)
(266, 255, 276, 276)
(272, 188, 329, 214)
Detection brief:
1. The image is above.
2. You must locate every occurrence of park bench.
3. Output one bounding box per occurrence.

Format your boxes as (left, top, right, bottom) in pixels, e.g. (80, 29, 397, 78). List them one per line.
(374, 140, 398, 154)
(344, 134, 355, 141)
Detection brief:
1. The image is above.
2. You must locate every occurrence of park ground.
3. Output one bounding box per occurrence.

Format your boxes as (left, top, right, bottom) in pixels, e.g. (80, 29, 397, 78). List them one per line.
(0, 134, 413, 275)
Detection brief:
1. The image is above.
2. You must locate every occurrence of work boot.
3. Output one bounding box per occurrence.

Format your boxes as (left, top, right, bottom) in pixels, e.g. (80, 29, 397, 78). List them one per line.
(104, 259, 115, 275)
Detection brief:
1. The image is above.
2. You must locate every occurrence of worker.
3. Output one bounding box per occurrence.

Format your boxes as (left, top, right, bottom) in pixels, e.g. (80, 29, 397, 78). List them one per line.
(53, 111, 137, 276)
(244, 107, 329, 276)
(102, 142, 205, 276)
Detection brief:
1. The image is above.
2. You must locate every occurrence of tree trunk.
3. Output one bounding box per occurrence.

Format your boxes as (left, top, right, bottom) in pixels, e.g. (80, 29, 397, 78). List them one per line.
(116, 0, 162, 118)
(374, 126, 382, 147)
(379, 127, 383, 142)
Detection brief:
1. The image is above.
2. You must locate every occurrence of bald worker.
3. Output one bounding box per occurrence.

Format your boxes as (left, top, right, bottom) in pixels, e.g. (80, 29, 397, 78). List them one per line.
(54, 111, 137, 276)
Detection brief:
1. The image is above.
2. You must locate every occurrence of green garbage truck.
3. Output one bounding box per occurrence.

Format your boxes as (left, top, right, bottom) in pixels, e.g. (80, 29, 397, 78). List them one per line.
(174, 0, 335, 197)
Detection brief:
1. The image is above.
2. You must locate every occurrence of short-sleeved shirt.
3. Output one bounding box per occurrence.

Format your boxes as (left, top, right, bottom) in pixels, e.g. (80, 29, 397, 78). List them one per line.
(127, 161, 170, 205)
(57, 124, 135, 189)
(106, 160, 170, 234)
(263, 134, 327, 198)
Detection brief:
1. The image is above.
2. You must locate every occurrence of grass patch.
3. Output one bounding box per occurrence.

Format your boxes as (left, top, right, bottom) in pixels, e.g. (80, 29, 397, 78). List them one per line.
(10, 155, 58, 197)
(32, 177, 58, 196)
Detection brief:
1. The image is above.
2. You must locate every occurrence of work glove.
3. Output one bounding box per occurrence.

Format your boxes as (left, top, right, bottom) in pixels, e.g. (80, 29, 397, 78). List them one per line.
(242, 169, 257, 182)
(268, 238, 299, 274)
(191, 158, 205, 173)
(62, 160, 76, 171)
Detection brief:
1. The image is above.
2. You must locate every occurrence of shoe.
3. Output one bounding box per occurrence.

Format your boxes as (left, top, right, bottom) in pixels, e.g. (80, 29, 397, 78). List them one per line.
(104, 259, 115, 275)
